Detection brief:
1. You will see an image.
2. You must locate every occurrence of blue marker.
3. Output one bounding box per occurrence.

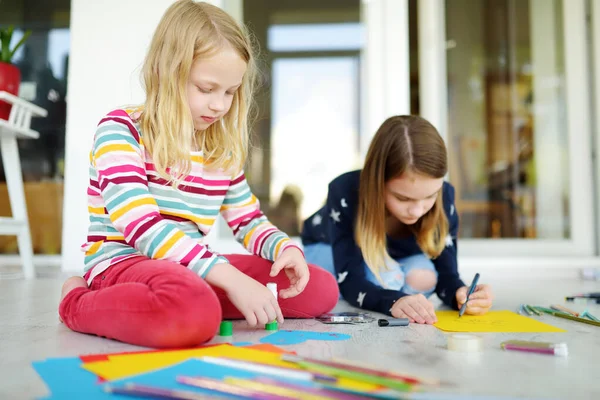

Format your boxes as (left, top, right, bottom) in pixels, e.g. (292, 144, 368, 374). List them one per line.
(459, 272, 480, 317)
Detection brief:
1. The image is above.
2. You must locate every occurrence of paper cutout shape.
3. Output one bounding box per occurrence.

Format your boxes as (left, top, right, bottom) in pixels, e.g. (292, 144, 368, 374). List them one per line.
(32, 344, 298, 399)
(259, 330, 351, 345)
(80, 343, 372, 391)
(82, 344, 285, 381)
(240, 343, 295, 354)
(434, 310, 566, 333)
(232, 341, 253, 346)
(32, 357, 111, 399)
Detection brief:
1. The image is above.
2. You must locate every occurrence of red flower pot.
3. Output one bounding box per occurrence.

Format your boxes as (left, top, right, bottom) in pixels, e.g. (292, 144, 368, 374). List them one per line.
(0, 62, 21, 121)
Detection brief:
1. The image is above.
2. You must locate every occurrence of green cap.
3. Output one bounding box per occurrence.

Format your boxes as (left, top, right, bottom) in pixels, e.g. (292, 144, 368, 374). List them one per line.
(219, 320, 233, 336)
(265, 321, 278, 331)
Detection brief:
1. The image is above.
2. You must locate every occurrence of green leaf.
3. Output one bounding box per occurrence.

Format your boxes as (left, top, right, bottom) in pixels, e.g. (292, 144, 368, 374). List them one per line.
(0, 25, 31, 63)
(8, 30, 31, 62)
(0, 29, 10, 63)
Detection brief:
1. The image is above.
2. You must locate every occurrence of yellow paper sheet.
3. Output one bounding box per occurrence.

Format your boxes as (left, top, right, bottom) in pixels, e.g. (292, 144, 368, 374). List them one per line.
(434, 310, 566, 332)
(82, 344, 378, 392)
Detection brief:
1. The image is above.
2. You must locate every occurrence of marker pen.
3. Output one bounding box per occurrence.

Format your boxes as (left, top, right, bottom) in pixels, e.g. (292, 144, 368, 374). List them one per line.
(378, 318, 409, 327)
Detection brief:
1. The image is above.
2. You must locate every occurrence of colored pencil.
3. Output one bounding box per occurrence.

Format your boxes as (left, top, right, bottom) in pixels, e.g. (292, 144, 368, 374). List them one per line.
(281, 354, 432, 386)
(200, 356, 335, 382)
(253, 377, 368, 400)
(550, 311, 600, 327)
(104, 383, 212, 399)
(331, 356, 439, 386)
(532, 306, 567, 315)
(177, 376, 291, 399)
(520, 304, 532, 316)
(224, 377, 330, 400)
(581, 310, 600, 322)
(550, 304, 579, 317)
(525, 305, 542, 316)
(290, 361, 412, 392)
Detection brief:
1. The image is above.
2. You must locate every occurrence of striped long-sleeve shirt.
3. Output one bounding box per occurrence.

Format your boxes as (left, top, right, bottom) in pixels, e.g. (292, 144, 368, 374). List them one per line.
(82, 109, 296, 283)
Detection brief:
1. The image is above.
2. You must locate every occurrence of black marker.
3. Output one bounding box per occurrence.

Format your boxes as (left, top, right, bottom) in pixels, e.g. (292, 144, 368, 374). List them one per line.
(566, 297, 600, 304)
(378, 318, 409, 327)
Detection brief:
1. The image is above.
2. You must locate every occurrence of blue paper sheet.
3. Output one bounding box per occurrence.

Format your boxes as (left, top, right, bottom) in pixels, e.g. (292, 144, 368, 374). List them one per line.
(33, 357, 307, 399)
(32, 329, 350, 399)
(31, 357, 113, 400)
(259, 329, 351, 345)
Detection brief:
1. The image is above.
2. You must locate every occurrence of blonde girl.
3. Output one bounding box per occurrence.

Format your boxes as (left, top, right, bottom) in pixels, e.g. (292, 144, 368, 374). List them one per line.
(59, 0, 338, 348)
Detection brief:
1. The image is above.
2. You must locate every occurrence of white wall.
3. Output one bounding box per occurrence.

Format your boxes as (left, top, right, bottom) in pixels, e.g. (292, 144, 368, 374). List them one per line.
(360, 0, 410, 156)
(418, 0, 448, 143)
(61, 0, 177, 272)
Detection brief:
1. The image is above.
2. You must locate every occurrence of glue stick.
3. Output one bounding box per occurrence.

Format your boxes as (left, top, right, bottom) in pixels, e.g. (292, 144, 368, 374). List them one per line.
(267, 282, 278, 300)
(266, 283, 278, 331)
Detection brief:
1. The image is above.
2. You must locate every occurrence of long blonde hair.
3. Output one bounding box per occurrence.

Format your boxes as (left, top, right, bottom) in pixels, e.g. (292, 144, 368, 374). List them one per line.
(139, 0, 257, 181)
(355, 116, 449, 282)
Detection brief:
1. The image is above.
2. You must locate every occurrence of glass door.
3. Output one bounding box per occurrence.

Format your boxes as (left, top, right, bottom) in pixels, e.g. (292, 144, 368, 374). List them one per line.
(415, 0, 594, 257)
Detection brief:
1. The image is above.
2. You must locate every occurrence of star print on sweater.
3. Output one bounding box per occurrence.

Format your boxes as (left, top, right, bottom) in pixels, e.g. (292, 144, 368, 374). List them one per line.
(301, 170, 465, 315)
(337, 271, 348, 283)
(312, 214, 322, 226)
(329, 209, 341, 223)
(357, 291, 367, 307)
(445, 234, 454, 247)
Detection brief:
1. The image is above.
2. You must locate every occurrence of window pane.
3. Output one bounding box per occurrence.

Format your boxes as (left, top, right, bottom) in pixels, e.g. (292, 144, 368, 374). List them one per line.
(444, 0, 568, 239)
(243, 0, 361, 237)
(0, 0, 69, 255)
(269, 57, 360, 234)
(268, 23, 363, 52)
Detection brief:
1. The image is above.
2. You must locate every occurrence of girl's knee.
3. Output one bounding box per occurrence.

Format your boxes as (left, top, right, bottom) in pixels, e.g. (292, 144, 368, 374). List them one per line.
(145, 271, 222, 348)
(304, 264, 339, 315)
(405, 269, 437, 292)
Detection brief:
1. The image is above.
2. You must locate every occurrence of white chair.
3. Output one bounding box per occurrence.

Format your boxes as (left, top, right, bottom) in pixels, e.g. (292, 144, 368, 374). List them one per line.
(0, 91, 47, 279)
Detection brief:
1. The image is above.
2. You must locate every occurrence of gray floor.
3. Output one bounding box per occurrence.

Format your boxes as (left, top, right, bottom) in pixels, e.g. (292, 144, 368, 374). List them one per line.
(1, 274, 599, 400)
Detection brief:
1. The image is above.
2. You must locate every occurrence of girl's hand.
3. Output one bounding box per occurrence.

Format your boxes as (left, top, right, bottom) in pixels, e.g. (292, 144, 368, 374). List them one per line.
(224, 273, 284, 327)
(390, 294, 437, 324)
(455, 284, 493, 315)
(269, 247, 310, 299)
(205, 263, 283, 327)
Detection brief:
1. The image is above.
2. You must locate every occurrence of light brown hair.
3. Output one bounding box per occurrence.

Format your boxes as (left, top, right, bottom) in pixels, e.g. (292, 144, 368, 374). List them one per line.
(355, 115, 449, 282)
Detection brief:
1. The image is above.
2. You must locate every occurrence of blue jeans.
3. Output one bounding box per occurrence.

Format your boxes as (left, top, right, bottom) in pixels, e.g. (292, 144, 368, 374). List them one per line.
(304, 243, 437, 298)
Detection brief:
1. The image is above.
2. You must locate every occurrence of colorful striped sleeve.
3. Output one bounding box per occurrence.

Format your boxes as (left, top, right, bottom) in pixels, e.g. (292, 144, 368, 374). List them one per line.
(92, 110, 229, 277)
(220, 171, 299, 261)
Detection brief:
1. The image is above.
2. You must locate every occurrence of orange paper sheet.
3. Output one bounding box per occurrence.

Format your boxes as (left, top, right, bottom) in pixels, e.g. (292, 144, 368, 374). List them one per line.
(434, 310, 566, 333)
(81, 344, 378, 392)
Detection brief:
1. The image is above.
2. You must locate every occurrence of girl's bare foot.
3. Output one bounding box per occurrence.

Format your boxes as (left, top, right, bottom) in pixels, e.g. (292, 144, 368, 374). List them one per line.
(59, 276, 87, 322)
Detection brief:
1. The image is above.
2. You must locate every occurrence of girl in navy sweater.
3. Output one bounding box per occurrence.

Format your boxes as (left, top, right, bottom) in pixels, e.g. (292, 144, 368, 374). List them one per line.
(302, 115, 493, 324)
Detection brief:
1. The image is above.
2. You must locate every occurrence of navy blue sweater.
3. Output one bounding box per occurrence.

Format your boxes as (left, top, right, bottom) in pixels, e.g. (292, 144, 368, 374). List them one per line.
(301, 170, 465, 315)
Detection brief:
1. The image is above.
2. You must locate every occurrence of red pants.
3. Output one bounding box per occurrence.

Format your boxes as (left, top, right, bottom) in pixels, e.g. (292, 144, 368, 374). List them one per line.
(58, 254, 339, 349)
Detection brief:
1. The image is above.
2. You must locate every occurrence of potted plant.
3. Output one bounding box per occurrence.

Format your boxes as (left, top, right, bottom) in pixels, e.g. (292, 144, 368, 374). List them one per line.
(0, 25, 31, 120)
